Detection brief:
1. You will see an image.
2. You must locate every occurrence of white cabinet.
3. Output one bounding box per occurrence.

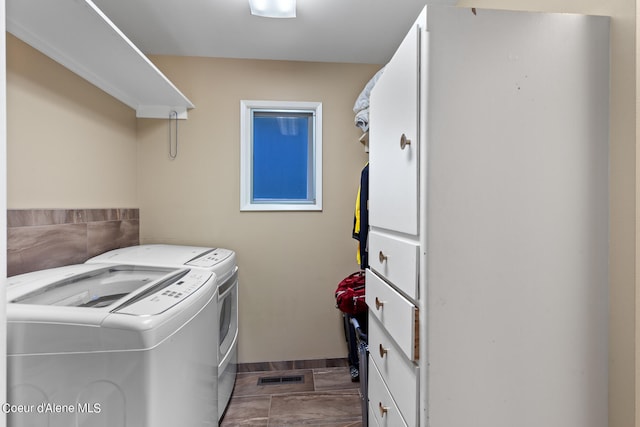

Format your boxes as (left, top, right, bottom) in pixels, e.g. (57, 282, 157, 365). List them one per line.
(368, 359, 409, 427)
(368, 19, 420, 236)
(368, 231, 419, 300)
(367, 5, 609, 427)
(367, 314, 419, 427)
(366, 270, 418, 361)
(6, 0, 194, 119)
(367, 11, 423, 427)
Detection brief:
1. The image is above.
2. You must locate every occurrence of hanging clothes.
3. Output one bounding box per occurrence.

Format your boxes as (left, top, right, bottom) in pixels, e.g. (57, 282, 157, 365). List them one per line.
(352, 163, 369, 269)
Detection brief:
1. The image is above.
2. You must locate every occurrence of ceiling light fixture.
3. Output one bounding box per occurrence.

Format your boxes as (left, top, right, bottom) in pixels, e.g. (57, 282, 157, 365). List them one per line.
(249, 0, 296, 18)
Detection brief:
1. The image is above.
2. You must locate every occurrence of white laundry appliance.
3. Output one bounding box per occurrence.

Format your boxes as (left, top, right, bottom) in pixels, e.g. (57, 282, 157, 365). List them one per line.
(7, 263, 219, 427)
(86, 244, 238, 420)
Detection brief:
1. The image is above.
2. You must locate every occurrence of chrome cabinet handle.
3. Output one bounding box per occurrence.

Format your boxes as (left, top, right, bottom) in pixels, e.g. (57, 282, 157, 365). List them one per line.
(400, 133, 411, 150)
(379, 343, 388, 358)
(379, 402, 389, 417)
(378, 251, 388, 263)
(375, 297, 384, 310)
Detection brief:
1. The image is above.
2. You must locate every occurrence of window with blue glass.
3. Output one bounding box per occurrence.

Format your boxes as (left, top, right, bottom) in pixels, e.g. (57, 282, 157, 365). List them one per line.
(252, 112, 312, 201)
(241, 101, 322, 211)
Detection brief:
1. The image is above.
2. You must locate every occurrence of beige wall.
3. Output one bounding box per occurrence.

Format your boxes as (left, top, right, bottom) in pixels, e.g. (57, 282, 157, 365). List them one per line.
(137, 56, 377, 363)
(6, 34, 377, 363)
(6, 30, 378, 363)
(0, 1, 7, 420)
(458, 2, 634, 427)
(6, 35, 138, 209)
(5, 1, 637, 423)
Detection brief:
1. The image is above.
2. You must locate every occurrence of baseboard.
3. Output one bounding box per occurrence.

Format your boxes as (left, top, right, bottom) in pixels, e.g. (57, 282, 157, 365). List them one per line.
(237, 357, 349, 373)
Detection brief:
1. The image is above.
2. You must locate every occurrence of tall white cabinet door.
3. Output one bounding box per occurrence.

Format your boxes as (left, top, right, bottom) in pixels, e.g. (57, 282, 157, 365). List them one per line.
(423, 7, 609, 427)
(369, 20, 421, 236)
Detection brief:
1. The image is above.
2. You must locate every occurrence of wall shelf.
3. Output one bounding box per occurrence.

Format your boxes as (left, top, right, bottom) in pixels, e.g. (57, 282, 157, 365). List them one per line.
(360, 131, 369, 152)
(6, 0, 194, 119)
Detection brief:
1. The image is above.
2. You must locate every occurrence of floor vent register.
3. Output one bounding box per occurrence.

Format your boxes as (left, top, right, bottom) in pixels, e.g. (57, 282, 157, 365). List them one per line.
(257, 375, 305, 386)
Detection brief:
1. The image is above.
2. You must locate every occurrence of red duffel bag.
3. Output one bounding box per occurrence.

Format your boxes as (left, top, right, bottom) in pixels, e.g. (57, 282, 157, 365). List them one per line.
(335, 271, 367, 315)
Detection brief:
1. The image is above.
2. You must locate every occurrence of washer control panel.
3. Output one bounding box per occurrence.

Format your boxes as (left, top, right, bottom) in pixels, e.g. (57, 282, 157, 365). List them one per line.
(186, 248, 233, 268)
(116, 270, 213, 316)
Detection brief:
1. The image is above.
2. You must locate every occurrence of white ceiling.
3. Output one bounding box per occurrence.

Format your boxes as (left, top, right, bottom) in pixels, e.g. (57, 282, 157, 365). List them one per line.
(91, 0, 456, 64)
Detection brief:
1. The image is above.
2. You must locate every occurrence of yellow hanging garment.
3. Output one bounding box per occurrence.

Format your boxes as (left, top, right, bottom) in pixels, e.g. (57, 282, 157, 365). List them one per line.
(353, 186, 362, 265)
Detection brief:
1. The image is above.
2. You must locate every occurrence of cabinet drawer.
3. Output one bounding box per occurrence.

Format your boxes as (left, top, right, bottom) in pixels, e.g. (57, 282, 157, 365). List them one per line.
(366, 269, 419, 361)
(369, 316, 419, 427)
(368, 356, 410, 427)
(369, 231, 419, 300)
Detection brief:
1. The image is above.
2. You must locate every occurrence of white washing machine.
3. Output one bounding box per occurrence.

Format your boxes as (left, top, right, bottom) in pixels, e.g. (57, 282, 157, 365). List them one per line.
(7, 263, 219, 427)
(86, 245, 238, 420)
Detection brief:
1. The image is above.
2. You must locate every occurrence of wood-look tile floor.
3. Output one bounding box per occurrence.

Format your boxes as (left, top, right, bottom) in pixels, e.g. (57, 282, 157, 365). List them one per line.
(220, 367, 363, 426)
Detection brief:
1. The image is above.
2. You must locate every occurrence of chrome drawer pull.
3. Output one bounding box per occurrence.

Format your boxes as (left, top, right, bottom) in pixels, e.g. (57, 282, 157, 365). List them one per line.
(379, 343, 388, 358)
(379, 402, 389, 417)
(378, 251, 388, 263)
(400, 133, 411, 150)
(375, 297, 384, 310)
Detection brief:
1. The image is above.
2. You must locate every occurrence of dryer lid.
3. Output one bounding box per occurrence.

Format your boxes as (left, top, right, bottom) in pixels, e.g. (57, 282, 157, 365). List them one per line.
(87, 244, 234, 269)
(185, 248, 234, 268)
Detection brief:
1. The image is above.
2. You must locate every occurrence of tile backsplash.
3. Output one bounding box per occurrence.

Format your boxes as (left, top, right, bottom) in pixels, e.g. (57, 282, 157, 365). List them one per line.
(7, 209, 139, 276)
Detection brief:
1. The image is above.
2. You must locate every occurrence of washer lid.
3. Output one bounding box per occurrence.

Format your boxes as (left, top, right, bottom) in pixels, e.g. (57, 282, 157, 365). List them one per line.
(9, 264, 180, 309)
(114, 269, 213, 316)
(7, 264, 217, 354)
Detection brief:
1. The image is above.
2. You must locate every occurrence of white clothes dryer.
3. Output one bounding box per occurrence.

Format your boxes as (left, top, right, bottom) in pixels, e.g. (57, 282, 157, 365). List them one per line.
(86, 244, 238, 420)
(7, 263, 219, 427)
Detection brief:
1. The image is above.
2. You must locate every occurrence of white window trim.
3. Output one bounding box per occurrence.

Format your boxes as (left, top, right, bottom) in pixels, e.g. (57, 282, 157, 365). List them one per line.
(240, 100, 323, 211)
